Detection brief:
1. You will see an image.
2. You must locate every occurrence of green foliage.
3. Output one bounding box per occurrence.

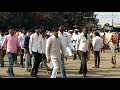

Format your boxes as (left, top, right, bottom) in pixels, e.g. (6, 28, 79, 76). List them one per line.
(0, 12, 96, 31)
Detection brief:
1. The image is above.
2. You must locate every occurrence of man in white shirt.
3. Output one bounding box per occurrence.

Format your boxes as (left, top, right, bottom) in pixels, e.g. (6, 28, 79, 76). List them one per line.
(76, 28, 90, 77)
(18, 28, 27, 68)
(29, 26, 42, 77)
(46, 27, 66, 78)
(40, 30, 51, 71)
(0, 30, 6, 67)
(92, 32, 103, 68)
(58, 24, 74, 78)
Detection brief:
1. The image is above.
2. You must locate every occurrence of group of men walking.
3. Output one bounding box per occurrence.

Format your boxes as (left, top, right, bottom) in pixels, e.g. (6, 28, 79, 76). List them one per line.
(0, 24, 118, 78)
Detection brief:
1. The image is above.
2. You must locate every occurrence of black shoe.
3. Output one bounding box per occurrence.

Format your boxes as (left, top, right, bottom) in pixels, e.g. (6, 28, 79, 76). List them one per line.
(79, 71, 83, 74)
(83, 74, 87, 77)
(31, 72, 35, 77)
(73, 58, 76, 60)
(97, 66, 100, 68)
(31, 71, 37, 77)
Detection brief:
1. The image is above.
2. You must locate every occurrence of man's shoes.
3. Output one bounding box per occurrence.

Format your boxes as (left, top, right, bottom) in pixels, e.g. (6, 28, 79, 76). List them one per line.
(26, 69, 31, 72)
(83, 74, 87, 77)
(79, 71, 83, 74)
(73, 58, 76, 60)
(31, 71, 36, 77)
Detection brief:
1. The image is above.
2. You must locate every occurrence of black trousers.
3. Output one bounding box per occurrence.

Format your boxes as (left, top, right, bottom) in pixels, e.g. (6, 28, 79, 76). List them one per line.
(79, 51, 88, 74)
(20, 49, 24, 66)
(32, 52, 42, 75)
(73, 46, 77, 59)
(94, 51, 100, 67)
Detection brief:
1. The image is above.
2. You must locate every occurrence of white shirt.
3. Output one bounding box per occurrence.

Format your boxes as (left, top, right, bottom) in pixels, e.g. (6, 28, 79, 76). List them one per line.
(71, 33, 79, 46)
(41, 37, 47, 54)
(58, 31, 74, 55)
(0, 35, 5, 49)
(29, 33, 42, 54)
(46, 35, 65, 60)
(76, 33, 90, 52)
(18, 33, 27, 49)
(92, 36, 103, 51)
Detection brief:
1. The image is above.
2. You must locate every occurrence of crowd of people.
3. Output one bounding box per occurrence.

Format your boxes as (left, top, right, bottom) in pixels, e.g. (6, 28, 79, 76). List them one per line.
(0, 24, 119, 78)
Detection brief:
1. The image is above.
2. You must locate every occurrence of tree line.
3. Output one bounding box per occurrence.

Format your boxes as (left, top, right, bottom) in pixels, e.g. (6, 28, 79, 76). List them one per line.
(0, 12, 97, 31)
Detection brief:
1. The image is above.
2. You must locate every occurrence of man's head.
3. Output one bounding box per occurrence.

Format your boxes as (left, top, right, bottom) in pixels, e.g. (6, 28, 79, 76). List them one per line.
(58, 24, 65, 33)
(94, 31, 100, 37)
(82, 28, 88, 36)
(8, 26, 14, 35)
(74, 29, 79, 34)
(28, 29, 34, 36)
(0, 29, 4, 36)
(34, 25, 41, 34)
(51, 27, 59, 37)
(22, 27, 26, 35)
(41, 30, 46, 37)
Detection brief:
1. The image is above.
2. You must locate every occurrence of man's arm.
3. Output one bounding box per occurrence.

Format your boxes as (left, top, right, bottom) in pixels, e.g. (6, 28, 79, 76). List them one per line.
(46, 37, 51, 63)
(24, 36, 28, 54)
(17, 37, 21, 54)
(29, 35, 33, 55)
(1, 36, 7, 50)
(76, 36, 81, 54)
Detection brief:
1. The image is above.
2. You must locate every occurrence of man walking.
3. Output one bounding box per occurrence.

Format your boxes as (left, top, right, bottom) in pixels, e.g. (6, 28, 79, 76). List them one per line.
(46, 27, 66, 78)
(1, 26, 21, 78)
(29, 26, 42, 77)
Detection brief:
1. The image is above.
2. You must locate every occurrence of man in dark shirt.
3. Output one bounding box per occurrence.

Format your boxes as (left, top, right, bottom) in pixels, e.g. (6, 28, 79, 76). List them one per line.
(24, 29, 34, 72)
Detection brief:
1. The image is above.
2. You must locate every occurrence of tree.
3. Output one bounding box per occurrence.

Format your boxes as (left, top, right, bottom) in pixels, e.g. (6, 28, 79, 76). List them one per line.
(0, 12, 96, 31)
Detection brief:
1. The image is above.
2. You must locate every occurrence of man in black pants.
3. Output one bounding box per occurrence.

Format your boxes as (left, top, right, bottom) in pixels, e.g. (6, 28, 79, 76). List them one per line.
(76, 28, 90, 77)
(29, 26, 42, 77)
(92, 32, 103, 68)
(18, 28, 27, 68)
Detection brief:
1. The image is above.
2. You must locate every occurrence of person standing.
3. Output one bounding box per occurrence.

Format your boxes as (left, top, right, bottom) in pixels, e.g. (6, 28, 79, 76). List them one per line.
(76, 28, 90, 77)
(46, 27, 66, 78)
(29, 26, 42, 77)
(92, 32, 103, 68)
(1, 26, 21, 78)
(0, 30, 6, 67)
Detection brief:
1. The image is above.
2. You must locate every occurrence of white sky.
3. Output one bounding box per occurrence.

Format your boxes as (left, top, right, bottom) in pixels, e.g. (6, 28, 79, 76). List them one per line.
(95, 12, 120, 26)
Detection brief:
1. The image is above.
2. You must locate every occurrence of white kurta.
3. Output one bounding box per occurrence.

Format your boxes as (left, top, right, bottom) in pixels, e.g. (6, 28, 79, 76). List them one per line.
(46, 35, 65, 61)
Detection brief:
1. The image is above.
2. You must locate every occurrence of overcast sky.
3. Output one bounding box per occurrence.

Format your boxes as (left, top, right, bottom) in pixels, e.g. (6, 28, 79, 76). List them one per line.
(95, 12, 120, 26)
